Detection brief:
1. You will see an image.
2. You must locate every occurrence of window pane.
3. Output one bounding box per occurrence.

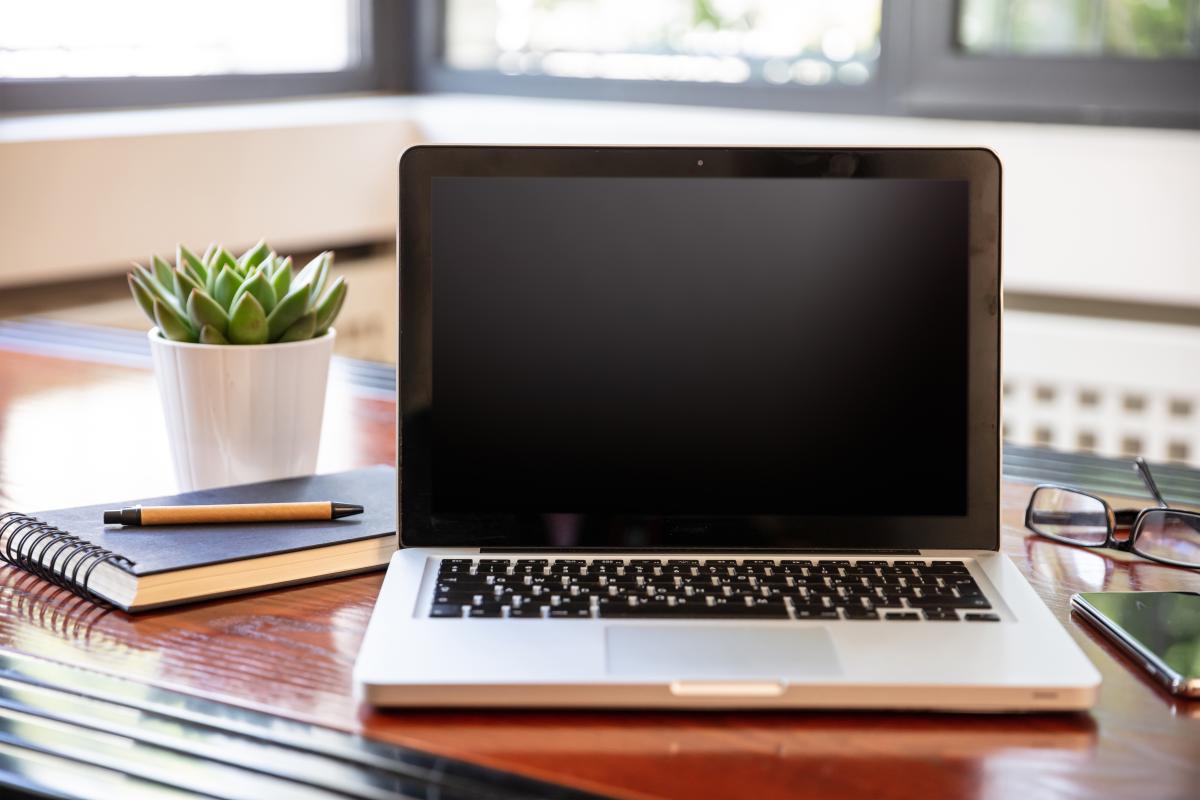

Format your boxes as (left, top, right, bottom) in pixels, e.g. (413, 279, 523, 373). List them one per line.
(445, 0, 882, 87)
(959, 0, 1200, 59)
(0, 0, 358, 79)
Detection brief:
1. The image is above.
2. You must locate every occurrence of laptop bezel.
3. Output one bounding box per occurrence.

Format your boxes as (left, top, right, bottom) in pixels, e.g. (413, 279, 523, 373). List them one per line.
(398, 145, 1001, 552)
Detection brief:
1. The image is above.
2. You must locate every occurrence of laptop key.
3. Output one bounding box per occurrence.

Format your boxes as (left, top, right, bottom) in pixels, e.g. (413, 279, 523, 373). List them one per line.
(964, 612, 1001, 622)
(920, 565, 970, 575)
(548, 606, 593, 618)
(907, 595, 991, 609)
(793, 608, 840, 619)
(468, 605, 504, 618)
(884, 612, 921, 620)
(433, 592, 481, 605)
(842, 607, 880, 620)
(600, 602, 788, 619)
(429, 604, 466, 618)
(922, 608, 961, 621)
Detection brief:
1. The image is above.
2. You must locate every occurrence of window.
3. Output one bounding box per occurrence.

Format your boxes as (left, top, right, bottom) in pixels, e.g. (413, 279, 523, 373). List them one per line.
(906, 0, 1199, 127)
(424, 0, 1200, 127)
(959, 0, 1200, 58)
(1, 0, 356, 78)
(6, 1, 1197, 124)
(1123, 393, 1147, 412)
(1169, 397, 1193, 417)
(1034, 384, 1056, 403)
(0, 0, 405, 112)
(444, 0, 882, 87)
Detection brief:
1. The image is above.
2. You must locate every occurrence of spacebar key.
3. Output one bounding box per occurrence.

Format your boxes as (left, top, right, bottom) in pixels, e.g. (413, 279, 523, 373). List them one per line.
(599, 603, 789, 619)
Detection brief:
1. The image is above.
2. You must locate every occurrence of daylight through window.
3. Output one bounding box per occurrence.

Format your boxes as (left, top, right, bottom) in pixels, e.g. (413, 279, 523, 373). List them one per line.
(0, 0, 358, 79)
(444, 0, 883, 87)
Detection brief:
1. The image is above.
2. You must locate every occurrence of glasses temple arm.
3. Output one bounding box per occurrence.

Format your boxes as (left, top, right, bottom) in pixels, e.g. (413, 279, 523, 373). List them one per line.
(1134, 457, 1170, 508)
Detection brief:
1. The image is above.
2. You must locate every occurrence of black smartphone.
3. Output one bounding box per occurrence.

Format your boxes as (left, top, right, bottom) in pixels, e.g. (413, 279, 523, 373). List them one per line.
(1071, 591, 1200, 698)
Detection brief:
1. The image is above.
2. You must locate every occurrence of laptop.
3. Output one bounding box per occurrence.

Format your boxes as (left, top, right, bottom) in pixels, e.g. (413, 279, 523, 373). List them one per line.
(354, 145, 1101, 711)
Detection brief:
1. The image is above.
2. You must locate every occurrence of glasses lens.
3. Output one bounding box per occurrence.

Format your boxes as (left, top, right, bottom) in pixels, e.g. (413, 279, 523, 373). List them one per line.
(1028, 488, 1109, 544)
(1133, 510, 1200, 567)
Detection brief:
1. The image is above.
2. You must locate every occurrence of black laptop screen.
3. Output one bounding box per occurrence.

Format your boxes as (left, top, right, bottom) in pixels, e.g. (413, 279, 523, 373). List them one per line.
(431, 176, 968, 516)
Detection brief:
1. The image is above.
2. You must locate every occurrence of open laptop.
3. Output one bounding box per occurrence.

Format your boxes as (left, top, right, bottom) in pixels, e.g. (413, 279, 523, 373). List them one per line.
(354, 145, 1100, 711)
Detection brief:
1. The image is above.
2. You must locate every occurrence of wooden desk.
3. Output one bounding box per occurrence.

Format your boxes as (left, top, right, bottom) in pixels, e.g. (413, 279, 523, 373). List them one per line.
(1, 330, 1198, 799)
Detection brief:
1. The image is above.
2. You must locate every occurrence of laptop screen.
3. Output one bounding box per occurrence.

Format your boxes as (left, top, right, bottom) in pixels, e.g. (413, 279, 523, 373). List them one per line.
(430, 176, 968, 517)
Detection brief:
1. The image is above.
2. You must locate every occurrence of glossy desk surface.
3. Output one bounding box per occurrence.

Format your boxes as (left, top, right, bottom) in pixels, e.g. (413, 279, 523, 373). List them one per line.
(1, 332, 1198, 799)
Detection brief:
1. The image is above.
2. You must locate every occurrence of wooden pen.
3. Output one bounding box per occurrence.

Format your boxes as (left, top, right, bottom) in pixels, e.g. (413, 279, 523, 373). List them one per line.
(102, 501, 364, 526)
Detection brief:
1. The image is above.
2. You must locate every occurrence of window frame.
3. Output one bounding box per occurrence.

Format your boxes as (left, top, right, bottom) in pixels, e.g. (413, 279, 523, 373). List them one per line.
(902, 0, 1200, 128)
(414, 0, 904, 116)
(4, 0, 1196, 127)
(0, 0, 410, 113)
(414, 0, 1200, 129)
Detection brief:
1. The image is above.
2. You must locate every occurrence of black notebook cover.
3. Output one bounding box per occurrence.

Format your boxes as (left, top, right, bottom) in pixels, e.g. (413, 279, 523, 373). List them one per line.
(29, 465, 396, 577)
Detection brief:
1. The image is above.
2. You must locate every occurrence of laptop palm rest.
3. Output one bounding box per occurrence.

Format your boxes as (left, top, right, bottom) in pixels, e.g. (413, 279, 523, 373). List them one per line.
(605, 627, 841, 679)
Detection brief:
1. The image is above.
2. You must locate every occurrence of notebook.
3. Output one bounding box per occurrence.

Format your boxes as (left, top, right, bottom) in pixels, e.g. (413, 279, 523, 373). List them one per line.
(0, 466, 397, 612)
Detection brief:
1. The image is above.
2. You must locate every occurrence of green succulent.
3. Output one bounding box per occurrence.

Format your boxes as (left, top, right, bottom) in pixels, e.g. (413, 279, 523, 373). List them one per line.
(128, 241, 347, 345)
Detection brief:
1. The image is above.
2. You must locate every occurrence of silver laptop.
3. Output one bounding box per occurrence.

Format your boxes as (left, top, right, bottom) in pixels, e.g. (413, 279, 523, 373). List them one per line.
(354, 145, 1100, 711)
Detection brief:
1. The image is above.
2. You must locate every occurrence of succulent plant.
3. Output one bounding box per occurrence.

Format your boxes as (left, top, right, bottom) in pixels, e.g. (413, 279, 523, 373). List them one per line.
(127, 241, 347, 345)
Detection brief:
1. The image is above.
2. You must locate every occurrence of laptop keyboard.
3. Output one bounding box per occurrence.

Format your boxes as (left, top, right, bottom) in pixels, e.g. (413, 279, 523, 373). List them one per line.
(429, 558, 996, 621)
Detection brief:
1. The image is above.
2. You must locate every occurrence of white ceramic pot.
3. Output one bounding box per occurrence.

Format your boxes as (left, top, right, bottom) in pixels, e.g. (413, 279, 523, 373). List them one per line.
(148, 328, 336, 492)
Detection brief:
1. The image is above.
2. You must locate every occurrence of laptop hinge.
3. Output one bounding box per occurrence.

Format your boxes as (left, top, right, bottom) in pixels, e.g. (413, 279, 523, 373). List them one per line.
(480, 547, 923, 554)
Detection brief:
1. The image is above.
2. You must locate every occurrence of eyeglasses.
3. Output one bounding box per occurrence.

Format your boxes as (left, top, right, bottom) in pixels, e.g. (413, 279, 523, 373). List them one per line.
(1025, 457, 1200, 570)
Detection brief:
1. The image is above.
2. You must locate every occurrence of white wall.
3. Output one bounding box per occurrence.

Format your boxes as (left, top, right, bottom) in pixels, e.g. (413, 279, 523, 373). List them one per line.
(2, 93, 1198, 307)
(0, 101, 417, 286)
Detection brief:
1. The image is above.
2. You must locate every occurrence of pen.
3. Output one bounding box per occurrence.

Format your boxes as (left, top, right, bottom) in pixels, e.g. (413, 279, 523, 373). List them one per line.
(103, 501, 364, 526)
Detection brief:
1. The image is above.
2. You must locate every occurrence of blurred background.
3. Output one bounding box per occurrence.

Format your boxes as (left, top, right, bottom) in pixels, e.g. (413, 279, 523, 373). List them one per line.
(1, 0, 1198, 466)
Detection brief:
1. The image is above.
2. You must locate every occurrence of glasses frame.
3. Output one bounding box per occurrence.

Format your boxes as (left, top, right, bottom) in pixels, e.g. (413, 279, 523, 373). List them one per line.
(1024, 457, 1200, 570)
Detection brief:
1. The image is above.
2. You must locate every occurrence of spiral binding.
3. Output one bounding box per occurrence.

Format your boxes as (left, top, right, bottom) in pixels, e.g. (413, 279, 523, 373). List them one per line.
(0, 511, 136, 608)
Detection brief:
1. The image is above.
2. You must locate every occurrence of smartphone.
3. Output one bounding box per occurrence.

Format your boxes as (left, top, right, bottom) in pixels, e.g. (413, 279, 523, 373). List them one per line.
(1071, 591, 1200, 698)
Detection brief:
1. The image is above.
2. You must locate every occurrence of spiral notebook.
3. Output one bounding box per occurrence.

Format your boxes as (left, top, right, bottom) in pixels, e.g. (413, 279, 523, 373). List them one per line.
(0, 466, 397, 612)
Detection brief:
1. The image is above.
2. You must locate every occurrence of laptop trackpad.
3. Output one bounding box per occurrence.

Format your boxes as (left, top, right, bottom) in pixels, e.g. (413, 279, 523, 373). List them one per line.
(605, 626, 841, 678)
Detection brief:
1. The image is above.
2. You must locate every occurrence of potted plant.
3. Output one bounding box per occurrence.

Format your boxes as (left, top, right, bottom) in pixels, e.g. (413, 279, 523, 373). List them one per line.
(127, 241, 348, 491)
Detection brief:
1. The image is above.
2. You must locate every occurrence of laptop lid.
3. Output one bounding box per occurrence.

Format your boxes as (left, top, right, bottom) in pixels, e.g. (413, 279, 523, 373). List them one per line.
(399, 146, 1000, 553)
